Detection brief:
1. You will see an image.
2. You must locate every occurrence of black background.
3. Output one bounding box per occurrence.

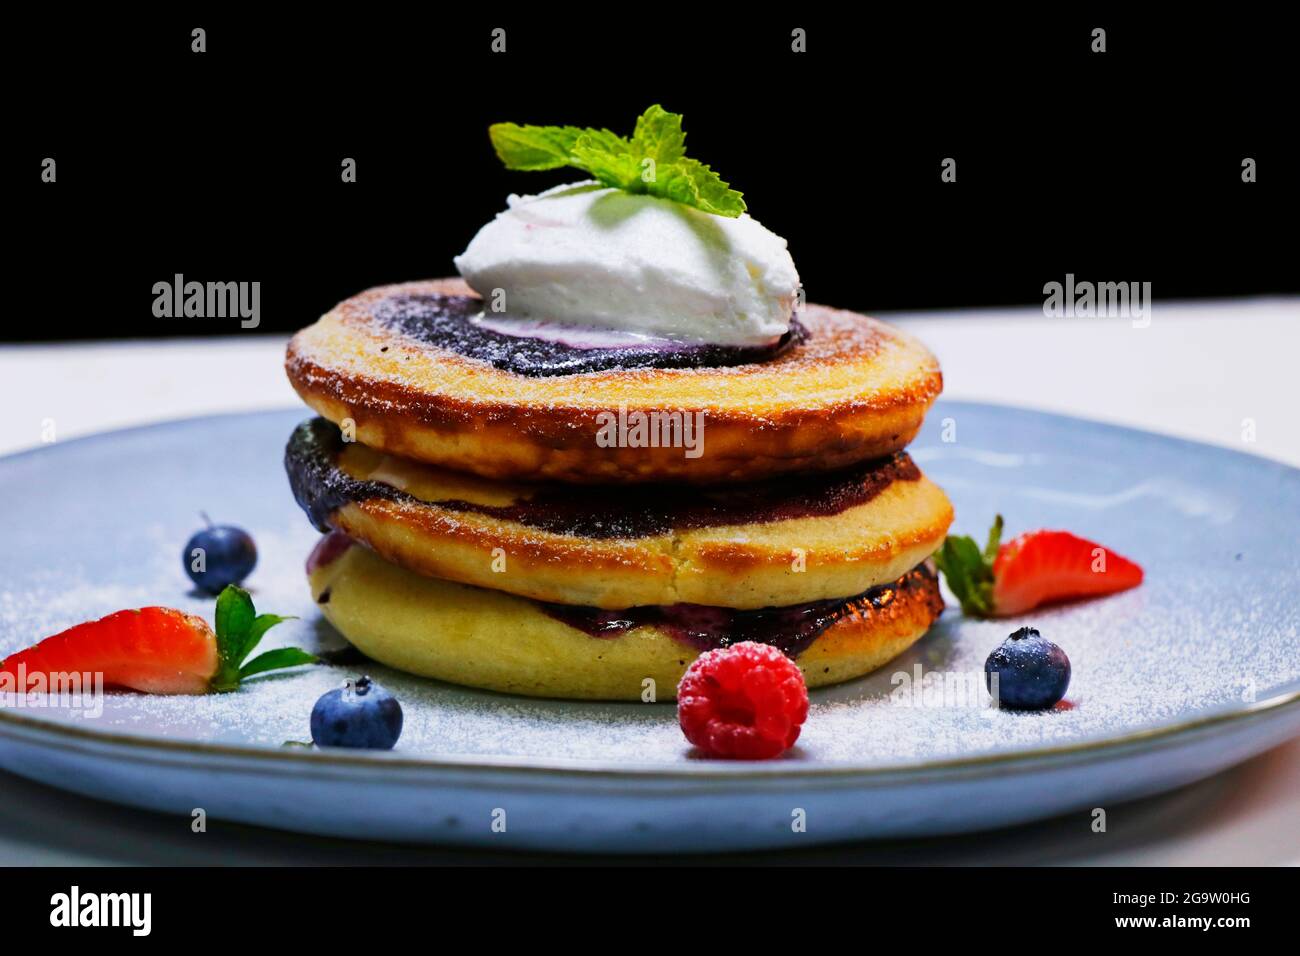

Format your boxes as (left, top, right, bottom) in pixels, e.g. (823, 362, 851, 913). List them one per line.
(10, 10, 1295, 341)
(0, 864, 1285, 938)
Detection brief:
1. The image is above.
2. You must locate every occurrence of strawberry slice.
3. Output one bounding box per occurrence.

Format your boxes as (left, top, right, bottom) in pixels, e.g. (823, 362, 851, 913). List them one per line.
(993, 529, 1144, 616)
(2, 607, 216, 695)
(0, 586, 316, 695)
(933, 515, 1143, 617)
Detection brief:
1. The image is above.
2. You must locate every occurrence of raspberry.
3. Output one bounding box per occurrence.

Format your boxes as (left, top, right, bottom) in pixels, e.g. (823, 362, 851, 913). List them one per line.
(676, 642, 809, 759)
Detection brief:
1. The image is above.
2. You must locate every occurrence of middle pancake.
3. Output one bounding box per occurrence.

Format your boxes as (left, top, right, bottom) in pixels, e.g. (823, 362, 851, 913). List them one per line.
(287, 418, 954, 609)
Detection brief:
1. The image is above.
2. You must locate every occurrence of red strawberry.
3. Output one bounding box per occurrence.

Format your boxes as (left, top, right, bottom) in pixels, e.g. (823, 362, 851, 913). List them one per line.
(0, 586, 315, 695)
(1, 607, 216, 694)
(993, 529, 1144, 616)
(933, 515, 1143, 617)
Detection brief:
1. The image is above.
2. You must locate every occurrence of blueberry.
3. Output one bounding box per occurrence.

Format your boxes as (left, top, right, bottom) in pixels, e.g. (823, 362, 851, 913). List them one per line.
(985, 626, 1071, 710)
(183, 521, 257, 594)
(310, 676, 403, 750)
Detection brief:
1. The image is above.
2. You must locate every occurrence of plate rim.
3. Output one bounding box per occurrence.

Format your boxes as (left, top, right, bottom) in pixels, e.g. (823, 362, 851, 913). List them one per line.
(1, 401, 1298, 782)
(1, 685, 1298, 782)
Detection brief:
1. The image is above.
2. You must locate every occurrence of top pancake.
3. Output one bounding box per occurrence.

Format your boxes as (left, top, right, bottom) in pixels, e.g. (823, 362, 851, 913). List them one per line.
(286, 278, 943, 484)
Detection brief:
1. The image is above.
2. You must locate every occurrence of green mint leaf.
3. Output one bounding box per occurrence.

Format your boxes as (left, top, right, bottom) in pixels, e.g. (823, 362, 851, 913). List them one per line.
(208, 588, 313, 692)
(486, 105, 746, 217)
(570, 131, 641, 190)
(657, 157, 746, 217)
(932, 517, 1003, 618)
(489, 123, 586, 171)
(983, 514, 1005, 563)
(573, 126, 633, 157)
(631, 104, 686, 166)
(239, 647, 320, 681)
(239, 613, 297, 664)
(213, 585, 255, 670)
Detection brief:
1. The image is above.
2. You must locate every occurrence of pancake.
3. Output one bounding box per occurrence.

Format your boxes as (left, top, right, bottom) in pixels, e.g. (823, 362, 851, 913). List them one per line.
(309, 539, 945, 701)
(285, 278, 943, 484)
(287, 418, 954, 609)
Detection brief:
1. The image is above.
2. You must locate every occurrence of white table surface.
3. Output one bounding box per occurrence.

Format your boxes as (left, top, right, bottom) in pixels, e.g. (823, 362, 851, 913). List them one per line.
(1, 297, 1297, 864)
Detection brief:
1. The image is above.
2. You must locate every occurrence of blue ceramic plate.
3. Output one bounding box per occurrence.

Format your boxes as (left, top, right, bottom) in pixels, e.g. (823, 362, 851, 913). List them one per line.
(0, 403, 1297, 853)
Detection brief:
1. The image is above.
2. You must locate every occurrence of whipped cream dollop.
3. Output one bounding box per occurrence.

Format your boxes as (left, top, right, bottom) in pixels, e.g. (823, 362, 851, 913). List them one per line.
(453, 182, 801, 347)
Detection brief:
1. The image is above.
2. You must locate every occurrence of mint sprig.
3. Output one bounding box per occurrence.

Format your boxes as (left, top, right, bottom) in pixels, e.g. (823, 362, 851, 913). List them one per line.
(211, 586, 317, 692)
(932, 515, 1004, 618)
(488, 105, 746, 218)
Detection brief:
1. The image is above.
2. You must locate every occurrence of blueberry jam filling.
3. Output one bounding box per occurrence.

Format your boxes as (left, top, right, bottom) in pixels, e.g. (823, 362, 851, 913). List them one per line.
(305, 528, 354, 574)
(372, 293, 808, 377)
(543, 564, 942, 659)
(286, 418, 921, 539)
(287, 421, 409, 535)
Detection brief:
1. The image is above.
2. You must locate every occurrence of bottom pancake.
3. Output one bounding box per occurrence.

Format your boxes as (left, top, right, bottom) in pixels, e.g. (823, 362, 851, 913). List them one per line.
(309, 537, 944, 701)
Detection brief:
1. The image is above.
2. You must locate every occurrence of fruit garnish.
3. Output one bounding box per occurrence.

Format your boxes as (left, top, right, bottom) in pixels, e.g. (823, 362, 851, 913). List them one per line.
(985, 626, 1071, 710)
(488, 105, 747, 217)
(677, 642, 808, 760)
(183, 515, 258, 595)
(310, 675, 404, 750)
(933, 515, 1144, 617)
(0, 586, 317, 695)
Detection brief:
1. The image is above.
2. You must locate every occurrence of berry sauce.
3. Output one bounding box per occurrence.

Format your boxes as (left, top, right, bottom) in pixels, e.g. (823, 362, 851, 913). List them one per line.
(286, 418, 921, 539)
(372, 293, 808, 377)
(542, 564, 941, 659)
(306, 529, 354, 575)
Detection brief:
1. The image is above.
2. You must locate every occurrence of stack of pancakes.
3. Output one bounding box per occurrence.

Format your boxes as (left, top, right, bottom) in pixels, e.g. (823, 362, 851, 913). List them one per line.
(285, 278, 953, 700)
